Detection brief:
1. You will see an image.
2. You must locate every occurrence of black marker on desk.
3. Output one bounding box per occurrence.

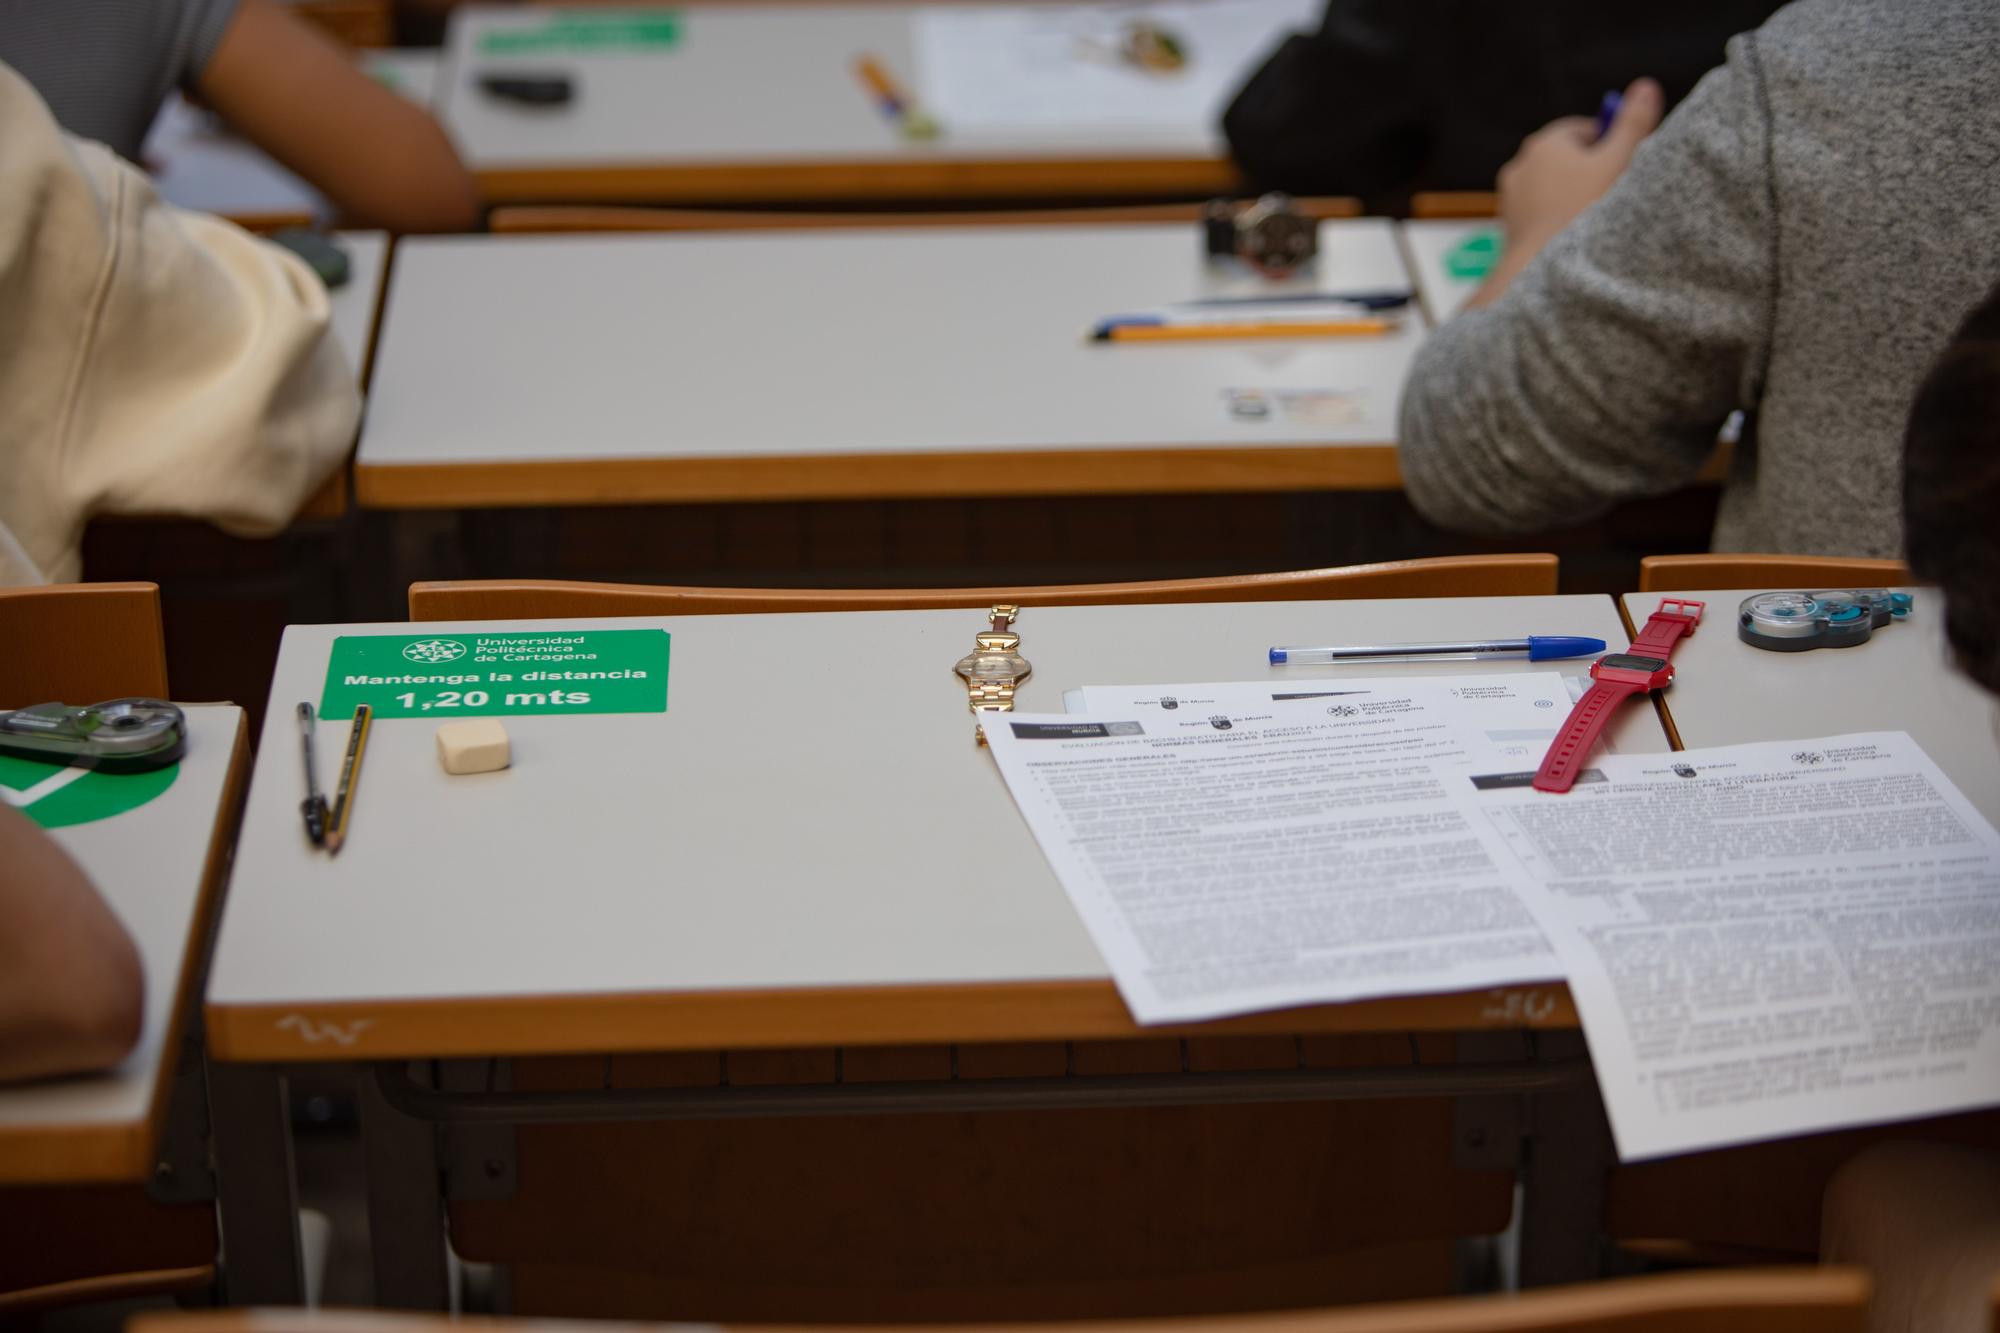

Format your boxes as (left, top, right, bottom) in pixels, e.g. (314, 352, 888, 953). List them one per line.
(297, 702, 327, 847)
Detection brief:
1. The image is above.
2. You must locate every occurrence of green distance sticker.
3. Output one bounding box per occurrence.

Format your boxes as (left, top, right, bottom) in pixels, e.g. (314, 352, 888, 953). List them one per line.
(478, 12, 683, 55)
(0, 752, 178, 830)
(1444, 228, 1504, 281)
(319, 630, 670, 721)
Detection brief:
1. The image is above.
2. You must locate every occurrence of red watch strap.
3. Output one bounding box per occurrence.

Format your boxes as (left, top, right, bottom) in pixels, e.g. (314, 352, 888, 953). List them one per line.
(1533, 679, 1646, 793)
(1631, 598, 1705, 657)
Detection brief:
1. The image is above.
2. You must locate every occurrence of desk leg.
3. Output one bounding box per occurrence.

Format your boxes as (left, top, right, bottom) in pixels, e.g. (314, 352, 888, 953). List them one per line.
(361, 1060, 452, 1310)
(1517, 1032, 1614, 1287)
(209, 1062, 305, 1304)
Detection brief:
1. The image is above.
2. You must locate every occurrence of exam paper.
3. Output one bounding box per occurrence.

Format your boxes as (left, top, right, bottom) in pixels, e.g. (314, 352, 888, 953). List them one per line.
(912, 0, 1318, 140)
(1472, 732, 2000, 1159)
(981, 708, 1560, 1024)
(1071, 673, 1573, 768)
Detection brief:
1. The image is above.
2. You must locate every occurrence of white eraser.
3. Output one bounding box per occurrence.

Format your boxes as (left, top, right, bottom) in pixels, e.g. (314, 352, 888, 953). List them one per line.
(436, 719, 510, 775)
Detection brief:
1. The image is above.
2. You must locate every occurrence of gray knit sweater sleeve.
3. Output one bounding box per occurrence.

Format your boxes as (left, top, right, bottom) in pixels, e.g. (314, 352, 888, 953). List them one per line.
(1397, 33, 1774, 536)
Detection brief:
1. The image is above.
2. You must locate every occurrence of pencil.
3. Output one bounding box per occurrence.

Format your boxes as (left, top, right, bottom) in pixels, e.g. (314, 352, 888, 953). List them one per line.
(1093, 319, 1393, 343)
(853, 55, 938, 140)
(853, 55, 907, 118)
(325, 703, 372, 856)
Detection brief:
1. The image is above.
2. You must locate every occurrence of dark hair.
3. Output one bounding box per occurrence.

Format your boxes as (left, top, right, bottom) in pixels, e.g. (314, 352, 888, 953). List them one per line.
(1903, 282, 2000, 694)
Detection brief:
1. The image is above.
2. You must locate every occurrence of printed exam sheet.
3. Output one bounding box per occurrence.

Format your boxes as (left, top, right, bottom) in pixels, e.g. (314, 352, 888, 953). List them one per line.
(1070, 672, 1575, 768)
(981, 706, 1561, 1024)
(1472, 732, 2000, 1159)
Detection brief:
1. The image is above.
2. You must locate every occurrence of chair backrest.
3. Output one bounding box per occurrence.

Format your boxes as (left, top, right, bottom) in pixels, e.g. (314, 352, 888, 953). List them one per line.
(1637, 554, 1913, 593)
(126, 1267, 1868, 1333)
(487, 198, 1363, 234)
(408, 556, 1559, 621)
(1409, 192, 1499, 219)
(0, 583, 169, 708)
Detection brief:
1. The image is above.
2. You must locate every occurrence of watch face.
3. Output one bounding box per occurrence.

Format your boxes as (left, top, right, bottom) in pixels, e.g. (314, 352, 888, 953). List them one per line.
(956, 651, 1029, 682)
(1243, 212, 1318, 267)
(1597, 653, 1669, 673)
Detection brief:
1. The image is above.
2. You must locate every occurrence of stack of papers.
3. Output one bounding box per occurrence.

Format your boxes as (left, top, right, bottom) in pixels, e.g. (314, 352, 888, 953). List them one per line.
(912, 0, 1319, 140)
(983, 673, 2000, 1160)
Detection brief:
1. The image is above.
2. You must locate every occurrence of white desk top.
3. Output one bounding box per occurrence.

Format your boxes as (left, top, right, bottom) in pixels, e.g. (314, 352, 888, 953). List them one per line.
(356, 220, 1422, 505)
(206, 596, 1660, 1061)
(0, 706, 244, 1183)
(439, 4, 1283, 178)
(1399, 219, 1499, 326)
(1626, 589, 2000, 828)
(329, 231, 389, 385)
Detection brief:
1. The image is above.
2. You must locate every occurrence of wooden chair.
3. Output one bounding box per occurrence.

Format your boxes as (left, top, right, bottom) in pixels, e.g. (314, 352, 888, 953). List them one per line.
(0, 583, 212, 1316)
(408, 555, 1558, 620)
(288, 0, 393, 48)
(1410, 192, 1499, 219)
(487, 197, 1363, 234)
(0, 1185, 215, 1316)
(409, 556, 1555, 1321)
(1637, 554, 1911, 593)
(125, 1268, 1871, 1332)
(0, 583, 169, 708)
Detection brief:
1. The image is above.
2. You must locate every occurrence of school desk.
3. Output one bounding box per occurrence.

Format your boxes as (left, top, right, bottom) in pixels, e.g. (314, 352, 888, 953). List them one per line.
(354, 220, 1424, 508)
(0, 706, 248, 1185)
(202, 595, 1666, 1303)
(294, 232, 392, 523)
(438, 3, 1281, 205)
(1623, 588, 2000, 828)
(1399, 220, 1500, 326)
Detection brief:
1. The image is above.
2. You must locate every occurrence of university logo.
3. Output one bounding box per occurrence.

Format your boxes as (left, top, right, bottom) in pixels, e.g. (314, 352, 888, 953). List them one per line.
(402, 638, 468, 664)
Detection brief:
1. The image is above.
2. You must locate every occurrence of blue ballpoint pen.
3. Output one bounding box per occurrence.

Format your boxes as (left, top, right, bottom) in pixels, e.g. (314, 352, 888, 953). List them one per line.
(1594, 90, 1623, 140)
(1269, 636, 1606, 665)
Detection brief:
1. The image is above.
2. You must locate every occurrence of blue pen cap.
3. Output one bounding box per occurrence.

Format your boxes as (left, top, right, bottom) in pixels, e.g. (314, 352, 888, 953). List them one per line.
(1526, 635, 1607, 661)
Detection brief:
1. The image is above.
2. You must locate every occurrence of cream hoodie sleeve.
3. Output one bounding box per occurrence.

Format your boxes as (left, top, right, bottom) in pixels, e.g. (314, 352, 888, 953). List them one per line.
(0, 62, 359, 586)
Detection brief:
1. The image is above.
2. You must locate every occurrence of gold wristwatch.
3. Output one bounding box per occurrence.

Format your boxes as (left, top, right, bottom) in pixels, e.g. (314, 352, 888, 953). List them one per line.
(954, 605, 1031, 721)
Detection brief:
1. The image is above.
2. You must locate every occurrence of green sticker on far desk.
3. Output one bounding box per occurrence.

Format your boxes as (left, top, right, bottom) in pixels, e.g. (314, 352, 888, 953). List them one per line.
(320, 630, 669, 721)
(478, 12, 683, 54)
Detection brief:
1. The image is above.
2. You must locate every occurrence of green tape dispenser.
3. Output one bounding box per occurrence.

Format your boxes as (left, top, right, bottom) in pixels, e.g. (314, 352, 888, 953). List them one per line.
(0, 699, 186, 772)
(1737, 589, 1912, 652)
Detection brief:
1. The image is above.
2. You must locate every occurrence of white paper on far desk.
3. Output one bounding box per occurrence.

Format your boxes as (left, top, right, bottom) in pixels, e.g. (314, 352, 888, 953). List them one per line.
(1071, 672, 1574, 767)
(981, 708, 1559, 1024)
(912, 0, 1318, 139)
(1471, 732, 2000, 1160)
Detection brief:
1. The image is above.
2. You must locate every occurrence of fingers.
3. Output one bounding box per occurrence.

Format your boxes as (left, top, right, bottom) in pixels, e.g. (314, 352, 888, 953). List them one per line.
(1602, 77, 1664, 153)
(1528, 116, 1599, 150)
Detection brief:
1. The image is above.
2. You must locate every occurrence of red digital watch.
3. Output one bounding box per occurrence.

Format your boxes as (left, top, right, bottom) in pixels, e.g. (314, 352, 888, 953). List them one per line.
(1532, 598, 1705, 793)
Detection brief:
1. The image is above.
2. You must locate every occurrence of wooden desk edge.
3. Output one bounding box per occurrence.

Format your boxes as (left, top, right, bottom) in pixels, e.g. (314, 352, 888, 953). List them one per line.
(353, 446, 1406, 508)
(0, 714, 250, 1183)
(474, 157, 1242, 205)
(205, 977, 1578, 1063)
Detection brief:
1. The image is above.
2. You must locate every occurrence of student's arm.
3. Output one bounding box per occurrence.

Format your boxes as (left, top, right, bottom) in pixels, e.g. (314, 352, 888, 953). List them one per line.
(1395, 38, 1774, 536)
(0, 805, 145, 1082)
(195, 0, 481, 233)
(0, 61, 359, 584)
